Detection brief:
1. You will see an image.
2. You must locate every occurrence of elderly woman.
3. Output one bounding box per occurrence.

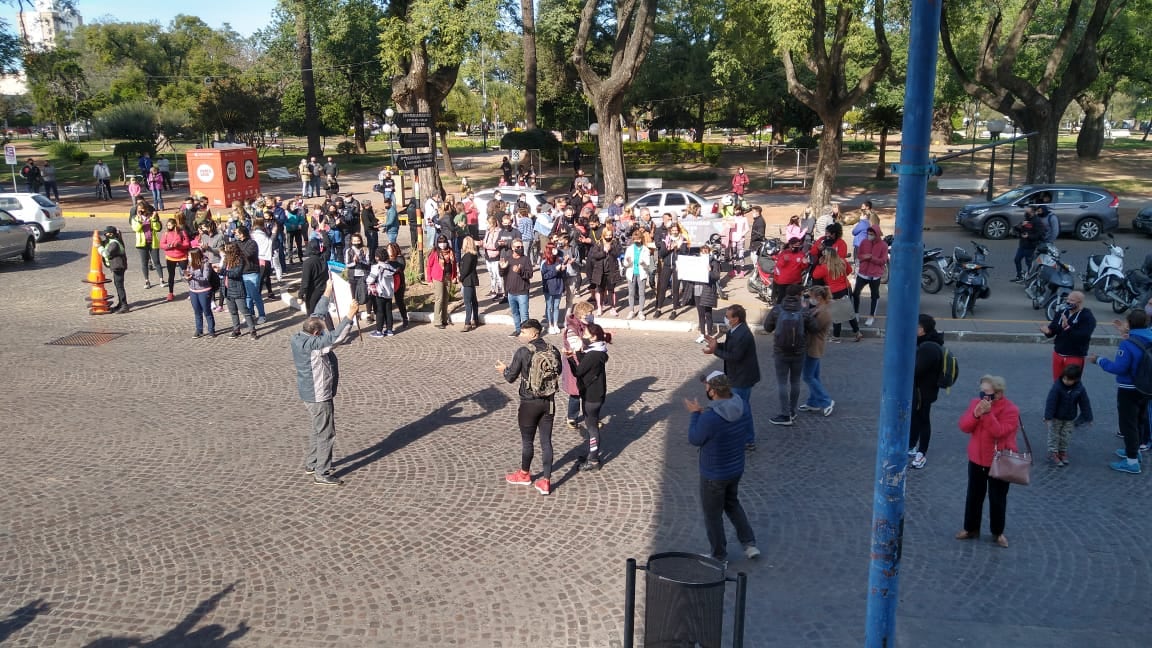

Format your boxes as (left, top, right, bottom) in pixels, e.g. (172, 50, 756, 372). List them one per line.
(955, 375, 1021, 548)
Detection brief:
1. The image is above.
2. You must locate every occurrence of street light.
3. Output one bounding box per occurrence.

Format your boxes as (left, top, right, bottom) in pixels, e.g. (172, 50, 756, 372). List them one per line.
(384, 108, 395, 166)
(986, 118, 1006, 201)
(588, 122, 600, 195)
(1008, 121, 1018, 186)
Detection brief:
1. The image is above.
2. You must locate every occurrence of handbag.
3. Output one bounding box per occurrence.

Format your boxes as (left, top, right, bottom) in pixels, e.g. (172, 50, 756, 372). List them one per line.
(989, 417, 1032, 486)
(829, 295, 855, 323)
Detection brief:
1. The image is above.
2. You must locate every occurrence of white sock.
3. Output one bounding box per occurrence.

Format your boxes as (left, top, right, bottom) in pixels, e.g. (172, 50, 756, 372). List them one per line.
(1128, 458, 1139, 465)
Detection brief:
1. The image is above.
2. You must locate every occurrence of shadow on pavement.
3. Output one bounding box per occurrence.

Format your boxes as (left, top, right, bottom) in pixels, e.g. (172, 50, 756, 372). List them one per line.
(81, 583, 248, 647)
(332, 386, 511, 478)
(0, 599, 52, 643)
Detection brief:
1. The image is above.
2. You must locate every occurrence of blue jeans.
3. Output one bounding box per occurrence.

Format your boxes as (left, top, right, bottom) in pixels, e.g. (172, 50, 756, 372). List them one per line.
(242, 272, 265, 318)
(151, 188, 164, 210)
(190, 291, 215, 335)
(802, 355, 832, 408)
(732, 386, 753, 444)
(509, 293, 529, 332)
(544, 294, 561, 328)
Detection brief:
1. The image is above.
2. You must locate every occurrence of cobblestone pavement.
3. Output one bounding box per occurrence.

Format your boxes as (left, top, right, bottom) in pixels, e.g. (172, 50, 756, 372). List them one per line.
(1, 222, 1151, 647)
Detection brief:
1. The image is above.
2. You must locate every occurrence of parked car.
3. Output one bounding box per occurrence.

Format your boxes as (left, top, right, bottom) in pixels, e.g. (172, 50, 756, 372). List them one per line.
(0, 209, 35, 263)
(471, 188, 549, 234)
(954, 184, 1119, 241)
(0, 193, 65, 242)
(1133, 204, 1152, 236)
(626, 189, 720, 220)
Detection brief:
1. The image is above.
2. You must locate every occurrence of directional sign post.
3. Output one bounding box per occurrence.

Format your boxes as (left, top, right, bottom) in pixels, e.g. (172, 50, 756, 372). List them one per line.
(396, 152, 435, 171)
(398, 132, 431, 149)
(4, 144, 16, 192)
(394, 112, 434, 129)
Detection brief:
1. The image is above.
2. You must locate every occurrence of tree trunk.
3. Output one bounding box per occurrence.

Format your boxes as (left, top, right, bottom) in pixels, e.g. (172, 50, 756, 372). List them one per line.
(695, 97, 705, 143)
(594, 98, 626, 201)
(295, 4, 322, 159)
(932, 105, 956, 145)
(439, 128, 457, 180)
(392, 44, 459, 205)
(521, 0, 538, 129)
(875, 127, 888, 180)
(1013, 106, 1062, 184)
(1075, 96, 1107, 161)
(352, 97, 368, 154)
(810, 118, 843, 210)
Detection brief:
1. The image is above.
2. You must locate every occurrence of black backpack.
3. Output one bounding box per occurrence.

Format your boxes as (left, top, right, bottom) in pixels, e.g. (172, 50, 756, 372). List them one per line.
(1127, 336, 1152, 396)
(772, 308, 808, 354)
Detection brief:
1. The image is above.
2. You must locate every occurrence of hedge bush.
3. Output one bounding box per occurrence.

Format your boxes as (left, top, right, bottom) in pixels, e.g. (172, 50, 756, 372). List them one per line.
(48, 141, 89, 164)
(622, 140, 721, 165)
(846, 140, 876, 152)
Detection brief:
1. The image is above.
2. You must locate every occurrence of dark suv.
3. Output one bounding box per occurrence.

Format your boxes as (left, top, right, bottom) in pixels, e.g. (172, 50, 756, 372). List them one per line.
(955, 184, 1120, 241)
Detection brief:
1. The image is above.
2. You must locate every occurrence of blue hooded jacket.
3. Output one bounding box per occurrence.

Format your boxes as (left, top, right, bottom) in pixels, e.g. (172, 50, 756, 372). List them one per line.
(689, 395, 752, 480)
(1097, 327, 1152, 388)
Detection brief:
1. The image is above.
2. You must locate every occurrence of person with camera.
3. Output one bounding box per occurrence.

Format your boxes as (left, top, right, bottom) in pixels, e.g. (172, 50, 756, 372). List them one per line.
(1010, 206, 1047, 282)
(1040, 291, 1096, 381)
(955, 375, 1020, 548)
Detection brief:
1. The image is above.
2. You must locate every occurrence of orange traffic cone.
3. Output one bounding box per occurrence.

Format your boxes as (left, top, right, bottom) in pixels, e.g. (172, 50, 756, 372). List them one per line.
(83, 230, 112, 315)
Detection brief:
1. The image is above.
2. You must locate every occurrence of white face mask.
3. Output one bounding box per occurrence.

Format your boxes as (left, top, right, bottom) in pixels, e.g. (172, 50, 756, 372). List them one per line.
(438, 243, 448, 250)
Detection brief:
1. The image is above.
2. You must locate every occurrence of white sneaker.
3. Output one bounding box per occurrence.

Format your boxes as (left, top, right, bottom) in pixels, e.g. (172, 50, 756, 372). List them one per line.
(743, 544, 761, 560)
(822, 400, 835, 417)
(865, 317, 875, 326)
(639, 313, 646, 321)
(908, 447, 918, 456)
(911, 452, 927, 469)
(695, 334, 706, 344)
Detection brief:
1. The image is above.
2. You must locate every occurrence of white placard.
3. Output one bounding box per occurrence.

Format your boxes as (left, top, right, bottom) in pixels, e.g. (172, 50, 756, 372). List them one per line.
(327, 263, 353, 320)
(677, 254, 711, 284)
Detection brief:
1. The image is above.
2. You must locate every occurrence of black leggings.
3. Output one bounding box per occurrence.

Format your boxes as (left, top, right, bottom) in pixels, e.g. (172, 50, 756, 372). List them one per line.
(165, 259, 185, 294)
(260, 262, 274, 297)
(909, 402, 932, 454)
(584, 400, 604, 462)
(394, 287, 408, 323)
(852, 275, 881, 317)
(373, 295, 394, 332)
(697, 305, 714, 336)
(830, 288, 859, 336)
(518, 399, 555, 480)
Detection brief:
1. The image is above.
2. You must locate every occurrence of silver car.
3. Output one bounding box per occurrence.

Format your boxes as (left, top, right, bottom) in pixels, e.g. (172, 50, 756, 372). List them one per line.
(471, 188, 549, 234)
(0, 209, 36, 263)
(954, 184, 1120, 241)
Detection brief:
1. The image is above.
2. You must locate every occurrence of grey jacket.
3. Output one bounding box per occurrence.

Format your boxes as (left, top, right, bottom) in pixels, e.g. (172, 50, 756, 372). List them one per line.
(291, 297, 354, 402)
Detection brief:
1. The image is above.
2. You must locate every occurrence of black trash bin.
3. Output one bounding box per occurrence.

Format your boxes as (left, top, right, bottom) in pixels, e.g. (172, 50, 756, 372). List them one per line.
(643, 552, 727, 647)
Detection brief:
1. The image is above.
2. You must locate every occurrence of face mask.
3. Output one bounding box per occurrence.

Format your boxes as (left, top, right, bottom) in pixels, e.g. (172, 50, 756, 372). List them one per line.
(438, 243, 448, 250)
(583, 314, 595, 324)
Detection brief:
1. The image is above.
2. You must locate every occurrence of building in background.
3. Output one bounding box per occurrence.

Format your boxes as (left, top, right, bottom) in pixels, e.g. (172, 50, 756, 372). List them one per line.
(19, 0, 82, 52)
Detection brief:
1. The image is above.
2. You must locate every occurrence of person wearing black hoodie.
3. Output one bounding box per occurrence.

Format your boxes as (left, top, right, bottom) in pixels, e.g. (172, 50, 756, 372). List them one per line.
(910, 313, 945, 469)
(569, 323, 610, 471)
(299, 239, 329, 317)
(685, 372, 760, 562)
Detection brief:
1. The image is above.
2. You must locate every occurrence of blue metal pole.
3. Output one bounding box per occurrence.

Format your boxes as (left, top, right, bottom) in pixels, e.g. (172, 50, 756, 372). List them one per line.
(864, 0, 942, 645)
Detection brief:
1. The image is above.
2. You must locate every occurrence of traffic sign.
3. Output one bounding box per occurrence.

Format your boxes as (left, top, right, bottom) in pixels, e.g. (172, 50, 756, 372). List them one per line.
(396, 152, 435, 171)
(4, 145, 16, 165)
(398, 132, 431, 149)
(510, 150, 520, 163)
(394, 112, 433, 128)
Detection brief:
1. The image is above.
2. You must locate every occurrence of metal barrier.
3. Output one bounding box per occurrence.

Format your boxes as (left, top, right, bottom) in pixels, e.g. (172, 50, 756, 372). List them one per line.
(623, 553, 747, 647)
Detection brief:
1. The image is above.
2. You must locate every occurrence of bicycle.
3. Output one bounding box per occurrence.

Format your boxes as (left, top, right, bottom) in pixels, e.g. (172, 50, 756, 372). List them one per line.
(96, 179, 111, 201)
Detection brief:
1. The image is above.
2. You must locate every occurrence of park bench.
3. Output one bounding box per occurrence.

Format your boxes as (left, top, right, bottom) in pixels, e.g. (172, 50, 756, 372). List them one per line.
(1108, 129, 1132, 140)
(936, 177, 988, 193)
(265, 167, 295, 181)
(769, 178, 806, 189)
(627, 178, 663, 191)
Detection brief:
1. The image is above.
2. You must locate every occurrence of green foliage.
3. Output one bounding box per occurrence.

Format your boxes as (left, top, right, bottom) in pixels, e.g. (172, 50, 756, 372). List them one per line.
(112, 141, 156, 159)
(846, 140, 876, 152)
(93, 101, 157, 141)
(48, 141, 90, 164)
(24, 48, 87, 136)
(499, 128, 561, 152)
(196, 78, 277, 143)
(788, 134, 818, 149)
(336, 141, 356, 157)
(622, 141, 722, 164)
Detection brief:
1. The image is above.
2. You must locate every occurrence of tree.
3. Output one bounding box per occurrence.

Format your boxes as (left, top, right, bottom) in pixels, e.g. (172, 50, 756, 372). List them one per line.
(859, 104, 903, 179)
(313, 0, 388, 153)
(768, 0, 891, 210)
(24, 48, 87, 141)
(196, 78, 276, 145)
(282, 0, 324, 158)
(571, 0, 660, 200)
(521, 0, 539, 128)
(381, 0, 499, 202)
(940, 0, 1128, 183)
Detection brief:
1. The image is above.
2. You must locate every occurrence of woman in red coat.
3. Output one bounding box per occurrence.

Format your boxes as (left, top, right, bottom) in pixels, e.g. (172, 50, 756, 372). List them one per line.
(772, 237, 808, 305)
(811, 248, 860, 342)
(426, 233, 458, 328)
(956, 375, 1021, 548)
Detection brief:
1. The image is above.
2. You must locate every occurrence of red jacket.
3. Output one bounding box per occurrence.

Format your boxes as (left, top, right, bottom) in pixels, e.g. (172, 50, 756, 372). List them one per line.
(958, 397, 1020, 467)
(810, 237, 848, 261)
(812, 262, 852, 293)
(855, 227, 889, 279)
(774, 249, 808, 285)
(426, 249, 457, 282)
(160, 229, 190, 262)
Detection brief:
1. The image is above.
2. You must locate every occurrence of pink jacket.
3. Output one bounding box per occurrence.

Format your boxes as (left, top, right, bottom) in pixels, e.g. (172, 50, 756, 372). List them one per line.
(160, 229, 190, 261)
(147, 171, 163, 191)
(958, 397, 1020, 467)
(560, 313, 588, 396)
(856, 227, 889, 279)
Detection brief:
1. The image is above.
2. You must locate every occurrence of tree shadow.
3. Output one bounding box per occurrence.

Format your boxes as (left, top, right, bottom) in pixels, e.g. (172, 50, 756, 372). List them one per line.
(82, 583, 248, 648)
(332, 386, 511, 477)
(0, 599, 52, 644)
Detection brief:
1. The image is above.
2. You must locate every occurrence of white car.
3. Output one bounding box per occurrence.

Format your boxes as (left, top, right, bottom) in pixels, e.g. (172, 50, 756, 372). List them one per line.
(627, 189, 720, 220)
(470, 188, 549, 234)
(0, 209, 36, 263)
(0, 193, 65, 242)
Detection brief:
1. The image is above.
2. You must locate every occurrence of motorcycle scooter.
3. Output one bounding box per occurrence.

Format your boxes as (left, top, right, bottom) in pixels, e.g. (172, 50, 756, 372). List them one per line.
(951, 241, 993, 319)
(1029, 259, 1077, 321)
(747, 237, 782, 304)
(1082, 234, 1126, 302)
(1106, 254, 1152, 314)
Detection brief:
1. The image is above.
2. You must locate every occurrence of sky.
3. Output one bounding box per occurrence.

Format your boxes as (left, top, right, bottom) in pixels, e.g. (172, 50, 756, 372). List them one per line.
(15, 0, 281, 38)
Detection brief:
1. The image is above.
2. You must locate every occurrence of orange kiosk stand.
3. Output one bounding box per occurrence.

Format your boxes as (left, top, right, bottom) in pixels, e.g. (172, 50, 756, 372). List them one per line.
(185, 147, 262, 209)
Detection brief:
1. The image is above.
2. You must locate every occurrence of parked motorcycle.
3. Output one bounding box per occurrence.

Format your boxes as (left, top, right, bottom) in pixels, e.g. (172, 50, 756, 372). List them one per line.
(1082, 234, 1126, 302)
(747, 237, 782, 303)
(921, 246, 951, 294)
(1106, 254, 1152, 314)
(1026, 258, 1077, 320)
(951, 241, 993, 319)
(1021, 242, 1063, 286)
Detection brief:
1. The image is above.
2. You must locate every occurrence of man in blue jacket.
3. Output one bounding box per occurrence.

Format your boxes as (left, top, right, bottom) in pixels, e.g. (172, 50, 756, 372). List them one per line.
(1088, 309, 1151, 474)
(291, 283, 359, 486)
(703, 304, 761, 451)
(684, 372, 760, 562)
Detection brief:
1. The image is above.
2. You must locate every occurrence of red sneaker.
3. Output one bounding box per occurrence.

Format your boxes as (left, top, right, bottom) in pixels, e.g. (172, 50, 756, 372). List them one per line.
(534, 478, 551, 495)
(165, 293, 175, 302)
(505, 469, 531, 485)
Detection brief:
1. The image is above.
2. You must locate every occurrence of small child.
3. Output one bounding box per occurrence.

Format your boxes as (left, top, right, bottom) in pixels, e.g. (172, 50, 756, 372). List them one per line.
(1044, 364, 1093, 467)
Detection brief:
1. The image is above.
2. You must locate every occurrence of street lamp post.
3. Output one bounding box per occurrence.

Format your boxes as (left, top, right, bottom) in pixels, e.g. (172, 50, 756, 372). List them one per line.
(1008, 122, 1018, 186)
(588, 122, 600, 194)
(385, 108, 395, 167)
(986, 118, 1006, 201)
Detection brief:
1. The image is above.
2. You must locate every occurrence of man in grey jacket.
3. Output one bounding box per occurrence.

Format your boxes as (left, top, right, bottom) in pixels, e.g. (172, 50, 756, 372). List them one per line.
(291, 283, 359, 486)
